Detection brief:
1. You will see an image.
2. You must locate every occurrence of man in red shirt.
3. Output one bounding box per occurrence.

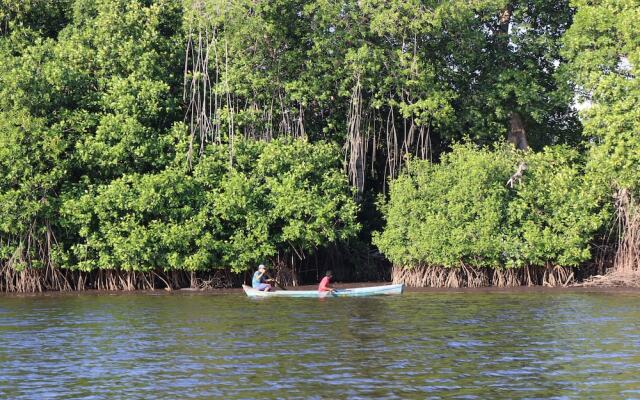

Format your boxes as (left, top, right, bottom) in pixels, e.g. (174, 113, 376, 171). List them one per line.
(318, 270, 336, 293)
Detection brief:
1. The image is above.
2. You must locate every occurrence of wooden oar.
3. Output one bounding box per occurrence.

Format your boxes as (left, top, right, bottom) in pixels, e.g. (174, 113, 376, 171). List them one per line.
(265, 273, 287, 290)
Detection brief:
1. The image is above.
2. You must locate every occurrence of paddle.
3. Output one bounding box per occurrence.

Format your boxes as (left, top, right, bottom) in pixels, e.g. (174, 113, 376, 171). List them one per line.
(265, 272, 287, 290)
(274, 280, 287, 291)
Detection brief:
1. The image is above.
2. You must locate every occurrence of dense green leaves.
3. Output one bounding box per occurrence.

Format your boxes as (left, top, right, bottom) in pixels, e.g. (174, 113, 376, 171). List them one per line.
(560, 0, 639, 274)
(0, 0, 360, 279)
(60, 140, 359, 273)
(0, 0, 71, 38)
(374, 144, 607, 269)
(562, 0, 640, 193)
(0, 0, 186, 271)
(185, 0, 580, 161)
(374, 144, 513, 268)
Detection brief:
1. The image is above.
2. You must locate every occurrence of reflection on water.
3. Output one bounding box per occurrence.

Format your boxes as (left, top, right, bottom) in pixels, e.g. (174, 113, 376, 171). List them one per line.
(1, 290, 639, 399)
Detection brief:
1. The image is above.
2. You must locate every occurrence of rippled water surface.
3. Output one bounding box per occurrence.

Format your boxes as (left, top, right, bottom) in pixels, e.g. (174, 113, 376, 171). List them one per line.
(1, 289, 640, 399)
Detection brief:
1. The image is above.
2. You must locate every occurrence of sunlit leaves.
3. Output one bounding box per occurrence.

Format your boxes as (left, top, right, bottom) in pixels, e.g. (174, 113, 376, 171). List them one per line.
(562, 0, 640, 193)
(61, 139, 359, 273)
(375, 144, 606, 269)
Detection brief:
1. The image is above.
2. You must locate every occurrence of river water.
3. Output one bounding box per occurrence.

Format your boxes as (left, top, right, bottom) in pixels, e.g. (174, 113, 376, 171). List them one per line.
(1, 288, 639, 399)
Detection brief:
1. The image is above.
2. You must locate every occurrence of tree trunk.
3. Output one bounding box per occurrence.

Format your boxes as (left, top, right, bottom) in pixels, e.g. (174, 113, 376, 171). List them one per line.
(498, 4, 513, 35)
(497, 4, 529, 150)
(507, 112, 529, 150)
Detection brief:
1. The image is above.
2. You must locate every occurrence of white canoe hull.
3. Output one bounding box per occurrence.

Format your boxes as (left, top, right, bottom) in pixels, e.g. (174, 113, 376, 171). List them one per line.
(242, 283, 404, 298)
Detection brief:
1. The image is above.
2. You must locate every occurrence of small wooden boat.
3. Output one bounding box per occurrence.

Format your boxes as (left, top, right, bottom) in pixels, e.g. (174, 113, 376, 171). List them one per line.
(242, 283, 404, 298)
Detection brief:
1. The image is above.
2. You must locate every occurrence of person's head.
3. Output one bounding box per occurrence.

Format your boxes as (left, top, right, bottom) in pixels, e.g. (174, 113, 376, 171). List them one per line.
(325, 270, 333, 278)
(258, 264, 266, 272)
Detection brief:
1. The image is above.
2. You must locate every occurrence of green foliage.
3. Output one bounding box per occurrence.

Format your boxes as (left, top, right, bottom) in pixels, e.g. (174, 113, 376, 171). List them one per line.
(374, 144, 606, 269)
(0, 110, 66, 264)
(505, 147, 609, 267)
(60, 166, 199, 272)
(374, 144, 513, 268)
(60, 139, 359, 273)
(0, 0, 360, 277)
(0, 0, 185, 269)
(562, 0, 640, 193)
(186, 0, 580, 148)
(0, 0, 71, 38)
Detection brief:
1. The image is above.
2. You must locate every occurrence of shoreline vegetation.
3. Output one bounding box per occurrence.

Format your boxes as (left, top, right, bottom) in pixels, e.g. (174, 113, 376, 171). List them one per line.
(3, 280, 640, 297)
(1, 0, 638, 292)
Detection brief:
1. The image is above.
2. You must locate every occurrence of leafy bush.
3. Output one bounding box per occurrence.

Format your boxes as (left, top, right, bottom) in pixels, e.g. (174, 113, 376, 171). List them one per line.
(60, 139, 360, 273)
(374, 144, 607, 269)
(0, 0, 185, 271)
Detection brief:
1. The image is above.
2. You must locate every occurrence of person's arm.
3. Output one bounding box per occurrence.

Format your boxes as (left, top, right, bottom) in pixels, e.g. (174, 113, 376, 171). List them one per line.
(258, 271, 272, 284)
(319, 278, 336, 292)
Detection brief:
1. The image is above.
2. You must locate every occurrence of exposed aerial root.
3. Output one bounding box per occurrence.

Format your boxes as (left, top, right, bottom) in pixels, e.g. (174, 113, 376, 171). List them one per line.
(575, 190, 640, 288)
(613, 189, 639, 274)
(392, 264, 575, 288)
(576, 270, 640, 288)
(0, 265, 242, 293)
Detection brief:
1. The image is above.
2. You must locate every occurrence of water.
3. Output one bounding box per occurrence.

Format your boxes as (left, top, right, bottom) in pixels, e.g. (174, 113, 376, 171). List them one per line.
(1, 289, 639, 399)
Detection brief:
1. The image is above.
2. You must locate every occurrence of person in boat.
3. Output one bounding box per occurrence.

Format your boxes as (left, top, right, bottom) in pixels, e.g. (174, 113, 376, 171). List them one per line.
(252, 264, 274, 291)
(318, 270, 336, 293)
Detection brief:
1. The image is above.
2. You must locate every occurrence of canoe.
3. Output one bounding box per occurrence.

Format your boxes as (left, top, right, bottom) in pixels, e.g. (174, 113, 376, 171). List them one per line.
(242, 283, 404, 298)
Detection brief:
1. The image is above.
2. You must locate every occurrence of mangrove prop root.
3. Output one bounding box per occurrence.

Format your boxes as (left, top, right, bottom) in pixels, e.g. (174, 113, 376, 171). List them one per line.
(577, 189, 640, 288)
(392, 264, 575, 288)
(185, 5, 433, 191)
(0, 265, 242, 293)
(614, 189, 640, 274)
(578, 271, 640, 288)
